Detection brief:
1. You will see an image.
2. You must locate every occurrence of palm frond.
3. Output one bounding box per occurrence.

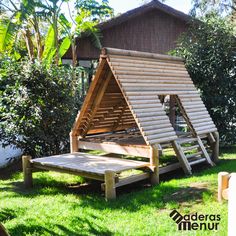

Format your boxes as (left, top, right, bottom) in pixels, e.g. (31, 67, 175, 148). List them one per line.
(0, 17, 17, 53)
(42, 25, 56, 63)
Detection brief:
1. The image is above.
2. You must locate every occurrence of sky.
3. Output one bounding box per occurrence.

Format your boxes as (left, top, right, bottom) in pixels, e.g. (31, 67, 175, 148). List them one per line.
(108, 0, 192, 15)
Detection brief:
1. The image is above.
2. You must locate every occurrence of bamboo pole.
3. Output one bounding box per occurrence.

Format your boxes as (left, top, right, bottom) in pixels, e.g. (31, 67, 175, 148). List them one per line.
(102, 47, 183, 62)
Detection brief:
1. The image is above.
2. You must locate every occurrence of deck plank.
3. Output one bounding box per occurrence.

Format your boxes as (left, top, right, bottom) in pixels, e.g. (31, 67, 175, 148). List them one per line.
(31, 152, 149, 175)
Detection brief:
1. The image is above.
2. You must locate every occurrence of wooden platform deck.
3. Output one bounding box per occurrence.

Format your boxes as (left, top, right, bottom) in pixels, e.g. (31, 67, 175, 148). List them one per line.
(31, 152, 149, 176)
(23, 152, 151, 200)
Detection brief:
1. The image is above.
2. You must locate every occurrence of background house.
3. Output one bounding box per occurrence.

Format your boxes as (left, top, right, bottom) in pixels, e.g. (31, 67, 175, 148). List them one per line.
(63, 0, 191, 61)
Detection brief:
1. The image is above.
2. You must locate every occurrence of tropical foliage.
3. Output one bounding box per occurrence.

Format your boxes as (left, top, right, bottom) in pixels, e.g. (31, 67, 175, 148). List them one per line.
(0, 0, 114, 157)
(0, 0, 113, 65)
(0, 58, 82, 157)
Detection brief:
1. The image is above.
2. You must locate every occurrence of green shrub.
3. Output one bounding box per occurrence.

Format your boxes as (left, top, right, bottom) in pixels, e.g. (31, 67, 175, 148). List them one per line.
(172, 14, 236, 145)
(0, 59, 82, 157)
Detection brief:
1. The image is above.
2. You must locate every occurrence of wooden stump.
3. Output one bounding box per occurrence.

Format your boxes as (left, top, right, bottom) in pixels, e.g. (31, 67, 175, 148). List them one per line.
(218, 172, 229, 202)
(105, 170, 116, 200)
(22, 155, 33, 188)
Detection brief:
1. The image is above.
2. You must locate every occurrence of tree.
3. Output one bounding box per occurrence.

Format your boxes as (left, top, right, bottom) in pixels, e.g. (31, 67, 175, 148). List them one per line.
(190, 0, 236, 21)
(172, 14, 236, 145)
(0, 58, 81, 157)
(75, 0, 114, 22)
(0, 0, 113, 65)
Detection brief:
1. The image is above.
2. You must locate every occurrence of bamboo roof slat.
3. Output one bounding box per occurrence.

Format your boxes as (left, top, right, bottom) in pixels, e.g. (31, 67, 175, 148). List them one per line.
(71, 48, 217, 145)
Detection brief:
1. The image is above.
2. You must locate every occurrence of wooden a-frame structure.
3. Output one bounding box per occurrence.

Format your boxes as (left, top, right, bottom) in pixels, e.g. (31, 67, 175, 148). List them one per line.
(70, 48, 219, 173)
(23, 48, 219, 200)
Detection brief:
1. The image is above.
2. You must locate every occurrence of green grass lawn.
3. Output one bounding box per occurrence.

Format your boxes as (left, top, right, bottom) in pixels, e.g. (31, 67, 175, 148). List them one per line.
(1, 147, 235, 236)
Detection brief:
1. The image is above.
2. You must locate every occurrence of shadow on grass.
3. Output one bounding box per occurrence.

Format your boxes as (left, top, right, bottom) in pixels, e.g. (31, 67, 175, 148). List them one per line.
(1, 155, 236, 211)
(9, 224, 59, 236)
(1, 155, 235, 235)
(8, 216, 113, 236)
(0, 208, 18, 222)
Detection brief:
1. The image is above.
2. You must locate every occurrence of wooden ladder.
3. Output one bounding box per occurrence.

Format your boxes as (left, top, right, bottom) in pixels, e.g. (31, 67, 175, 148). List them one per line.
(172, 136, 215, 175)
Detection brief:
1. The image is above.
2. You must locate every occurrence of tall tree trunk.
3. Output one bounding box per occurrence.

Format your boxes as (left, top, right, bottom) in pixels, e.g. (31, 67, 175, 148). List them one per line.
(23, 29, 34, 61)
(71, 40, 77, 67)
(232, 0, 236, 22)
(33, 17, 43, 61)
(53, 5, 59, 65)
(71, 38, 77, 94)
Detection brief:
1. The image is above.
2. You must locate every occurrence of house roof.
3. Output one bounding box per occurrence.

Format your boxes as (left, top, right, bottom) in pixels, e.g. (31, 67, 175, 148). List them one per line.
(98, 0, 192, 30)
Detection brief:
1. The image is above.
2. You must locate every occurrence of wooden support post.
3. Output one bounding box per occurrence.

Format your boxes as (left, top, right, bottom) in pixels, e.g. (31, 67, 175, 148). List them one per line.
(169, 95, 176, 128)
(105, 170, 116, 200)
(22, 155, 33, 188)
(218, 172, 229, 202)
(149, 146, 159, 185)
(228, 173, 236, 236)
(70, 132, 78, 153)
(212, 131, 219, 163)
(172, 140, 192, 175)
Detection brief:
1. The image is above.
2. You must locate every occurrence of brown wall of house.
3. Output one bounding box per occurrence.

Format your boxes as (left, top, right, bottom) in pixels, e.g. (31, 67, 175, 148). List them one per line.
(64, 9, 188, 60)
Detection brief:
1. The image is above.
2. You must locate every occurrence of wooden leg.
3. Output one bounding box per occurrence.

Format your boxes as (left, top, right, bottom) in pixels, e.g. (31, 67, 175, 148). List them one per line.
(212, 131, 219, 163)
(70, 132, 78, 153)
(22, 155, 33, 188)
(150, 146, 159, 185)
(105, 170, 116, 200)
(218, 172, 229, 202)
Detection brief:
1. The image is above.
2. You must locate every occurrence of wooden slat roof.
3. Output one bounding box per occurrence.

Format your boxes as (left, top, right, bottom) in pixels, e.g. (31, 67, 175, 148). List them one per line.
(71, 47, 217, 146)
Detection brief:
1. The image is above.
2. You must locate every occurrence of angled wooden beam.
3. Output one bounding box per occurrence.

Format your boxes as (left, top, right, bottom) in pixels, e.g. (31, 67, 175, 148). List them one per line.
(175, 95, 196, 136)
(81, 70, 113, 137)
(106, 58, 150, 146)
(197, 136, 215, 166)
(71, 58, 107, 136)
(112, 103, 127, 130)
(172, 140, 192, 175)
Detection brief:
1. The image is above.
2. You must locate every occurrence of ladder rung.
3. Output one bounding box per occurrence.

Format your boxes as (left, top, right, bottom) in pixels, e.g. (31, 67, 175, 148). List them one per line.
(178, 138, 198, 144)
(189, 158, 206, 166)
(182, 145, 199, 152)
(186, 151, 203, 159)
